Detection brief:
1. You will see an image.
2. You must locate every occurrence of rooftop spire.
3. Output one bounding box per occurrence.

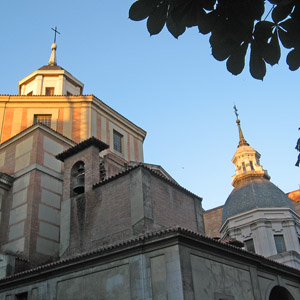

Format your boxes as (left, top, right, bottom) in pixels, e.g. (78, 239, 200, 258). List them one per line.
(233, 105, 249, 148)
(231, 105, 270, 187)
(48, 43, 57, 66)
(48, 27, 60, 66)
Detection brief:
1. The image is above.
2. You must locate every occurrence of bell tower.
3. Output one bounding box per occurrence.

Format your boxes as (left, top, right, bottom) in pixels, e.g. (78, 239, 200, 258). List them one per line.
(55, 137, 109, 257)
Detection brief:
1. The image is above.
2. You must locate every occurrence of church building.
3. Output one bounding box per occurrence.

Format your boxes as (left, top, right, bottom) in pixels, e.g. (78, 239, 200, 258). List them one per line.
(0, 42, 299, 300)
(204, 113, 300, 270)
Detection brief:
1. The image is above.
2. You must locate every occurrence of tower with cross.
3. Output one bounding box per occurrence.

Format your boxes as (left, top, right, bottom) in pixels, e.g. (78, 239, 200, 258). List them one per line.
(48, 26, 60, 66)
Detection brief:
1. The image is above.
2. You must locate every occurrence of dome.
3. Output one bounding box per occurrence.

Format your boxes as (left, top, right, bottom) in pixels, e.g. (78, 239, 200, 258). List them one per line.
(221, 177, 295, 224)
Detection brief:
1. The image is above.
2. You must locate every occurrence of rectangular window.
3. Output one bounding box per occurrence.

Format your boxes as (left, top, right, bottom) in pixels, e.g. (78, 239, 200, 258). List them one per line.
(274, 235, 286, 253)
(33, 114, 52, 127)
(45, 87, 55, 96)
(15, 292, 28, 300)
(242, 162, 246, 173)
(113, 130, 123, 153)
(244, 239, 255, 253)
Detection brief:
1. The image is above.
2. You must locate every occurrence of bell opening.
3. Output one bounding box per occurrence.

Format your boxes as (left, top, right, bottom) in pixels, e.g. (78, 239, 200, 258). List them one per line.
(73, 163, 85, 195)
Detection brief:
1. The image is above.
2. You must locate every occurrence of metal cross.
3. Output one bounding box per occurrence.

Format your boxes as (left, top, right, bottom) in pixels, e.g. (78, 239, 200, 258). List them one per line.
(51, 26, 61, 43)
(233, 104, 239, 119)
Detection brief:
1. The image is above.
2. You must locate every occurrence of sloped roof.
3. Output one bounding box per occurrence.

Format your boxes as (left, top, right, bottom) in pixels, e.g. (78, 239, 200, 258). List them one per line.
(38, 65, 65, 70)
(93, 164, 202, 201)
(56, 136, 109, 162)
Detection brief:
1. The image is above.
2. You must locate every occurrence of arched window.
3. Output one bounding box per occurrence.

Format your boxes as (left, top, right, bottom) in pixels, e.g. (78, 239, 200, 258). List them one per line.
(269, 286, 295, 300)
(70, 161, 85, 197)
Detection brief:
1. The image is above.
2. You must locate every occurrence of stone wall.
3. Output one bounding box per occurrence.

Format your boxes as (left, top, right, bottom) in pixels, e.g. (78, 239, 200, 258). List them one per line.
(0, 229, 299, 300)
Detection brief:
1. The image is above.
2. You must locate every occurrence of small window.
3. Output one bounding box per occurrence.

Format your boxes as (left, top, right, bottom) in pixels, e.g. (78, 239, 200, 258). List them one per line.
(34, 114, 52, 127)
(244, 239, 255, 253)
(249, 161, 254, 171)
(15, 292, 28, 300)
(242, 162, 246, 173)
(274, 235, 286, 253)
(45, 87, 55, 96)
(113, 130, 123, 153)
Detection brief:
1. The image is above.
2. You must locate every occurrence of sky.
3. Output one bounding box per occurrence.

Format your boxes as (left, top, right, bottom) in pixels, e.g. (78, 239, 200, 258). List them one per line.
(0, 1, 299, 210)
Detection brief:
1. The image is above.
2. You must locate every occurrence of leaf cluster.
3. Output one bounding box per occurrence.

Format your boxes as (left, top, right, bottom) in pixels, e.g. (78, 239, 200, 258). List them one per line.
(129, 0, 300, 79)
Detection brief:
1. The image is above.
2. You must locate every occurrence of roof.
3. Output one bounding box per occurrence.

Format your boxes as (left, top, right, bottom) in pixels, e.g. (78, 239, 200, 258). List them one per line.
(93, 164, 202, 201)
(0, 226, 299, 286)
(0, 123, 75, 148)
(38, 65, 65, 70)
(222, 177, 295, 224)
(56, 136, 109, 162)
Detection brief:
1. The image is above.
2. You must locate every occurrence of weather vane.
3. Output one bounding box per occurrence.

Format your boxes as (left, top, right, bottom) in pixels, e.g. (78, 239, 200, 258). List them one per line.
(233, 104, 239, 120)
(51, 26, 60, 43)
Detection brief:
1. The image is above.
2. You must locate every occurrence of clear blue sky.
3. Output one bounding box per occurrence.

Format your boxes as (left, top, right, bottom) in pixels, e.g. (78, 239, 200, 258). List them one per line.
(1, 1, 299, 210)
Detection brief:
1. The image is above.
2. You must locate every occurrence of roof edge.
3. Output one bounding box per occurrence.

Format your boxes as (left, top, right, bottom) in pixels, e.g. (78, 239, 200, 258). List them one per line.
(56, 136, 109, 162)
(0, 225, 299, 286)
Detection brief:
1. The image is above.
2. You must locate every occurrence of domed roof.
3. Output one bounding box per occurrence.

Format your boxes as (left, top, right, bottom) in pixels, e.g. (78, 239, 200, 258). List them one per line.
(222, 177, 295, 224)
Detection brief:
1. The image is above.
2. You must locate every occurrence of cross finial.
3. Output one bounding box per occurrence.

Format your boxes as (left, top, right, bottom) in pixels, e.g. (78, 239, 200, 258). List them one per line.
(51, 26, 60, 43)
(233, 105, 249, 148)
(233, 104, 239, 120)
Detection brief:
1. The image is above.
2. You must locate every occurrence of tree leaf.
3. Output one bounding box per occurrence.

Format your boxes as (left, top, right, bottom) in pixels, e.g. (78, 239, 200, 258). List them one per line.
(147, 1, 169, 36)
(166, 14, 186, 38)
(202, 0, 216, 11)
(170, 0, 205, 29)
(272, 2, 294, 23)
(250, 42, 266, 80)
(253, 21, 274, 42)
(185, 0, 206, 28)
(262, 31, 281, 65)
(129, 0, 162, 21)
(169, 0, 191, 27)
(286, 48, 300, 70)
(278, 18, 299, 48)
(198, 10, 217, 34)
(246, 0, 265, 20)
(268, 0, 285, 4)
(211, 39, 234, 61)
(226, 42, 249, 75)
(210, 18, 228, 46)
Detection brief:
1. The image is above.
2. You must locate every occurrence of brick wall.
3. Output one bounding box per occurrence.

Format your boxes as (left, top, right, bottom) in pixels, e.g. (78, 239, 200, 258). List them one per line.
(0, 128, 71, 267)
(150, 174, 202, 233)
(62, 166, 204, 258)
(203, 206, 224, 238)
